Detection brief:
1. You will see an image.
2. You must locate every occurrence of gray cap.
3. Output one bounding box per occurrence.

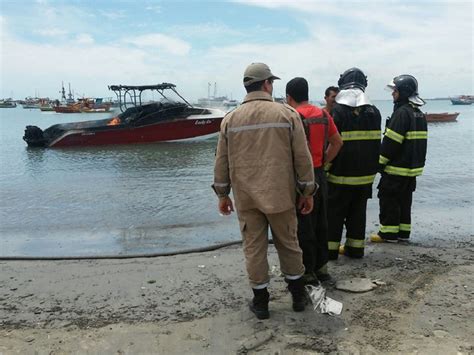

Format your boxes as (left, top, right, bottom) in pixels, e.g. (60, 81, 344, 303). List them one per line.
(243, 63, 280, 87)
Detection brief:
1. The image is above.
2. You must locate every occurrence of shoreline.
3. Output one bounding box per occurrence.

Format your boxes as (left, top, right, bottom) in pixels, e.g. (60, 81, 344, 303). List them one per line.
(1, 239, 473, 354)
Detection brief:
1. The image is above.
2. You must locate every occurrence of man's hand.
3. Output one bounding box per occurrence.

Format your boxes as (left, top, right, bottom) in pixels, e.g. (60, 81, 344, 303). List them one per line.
(218, 196, 234, 215)
(297, 195, 313, 215)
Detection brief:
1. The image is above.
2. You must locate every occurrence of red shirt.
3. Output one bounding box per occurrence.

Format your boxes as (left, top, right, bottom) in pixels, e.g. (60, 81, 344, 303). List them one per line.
(297, 104, 338, 168)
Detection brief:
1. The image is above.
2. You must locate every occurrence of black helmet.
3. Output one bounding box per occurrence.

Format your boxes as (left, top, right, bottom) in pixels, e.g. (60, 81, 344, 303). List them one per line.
(338, 67, 368, 91)
(387, 74, 425, 105)
(391, 75, 417, 98)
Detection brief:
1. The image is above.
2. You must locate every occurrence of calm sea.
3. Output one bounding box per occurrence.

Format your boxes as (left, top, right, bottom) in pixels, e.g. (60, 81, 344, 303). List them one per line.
(0, 100, 472, 256)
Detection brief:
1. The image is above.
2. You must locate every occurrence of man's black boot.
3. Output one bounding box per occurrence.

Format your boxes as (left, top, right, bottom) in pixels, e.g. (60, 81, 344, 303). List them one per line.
(249, 287, 270, 320)
(287, 278, 306, 312)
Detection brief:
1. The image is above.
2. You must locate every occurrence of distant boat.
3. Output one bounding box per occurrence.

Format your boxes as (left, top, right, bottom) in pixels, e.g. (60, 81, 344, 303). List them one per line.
(39, 105, 55, 112)
(196, 82, 237, 108)
(23, 83, 225, 148)
(79, 98, 112, 113)
(22, 102, 41, 109)
(54, 102, 82, 113)
(0, 100, 17, 108)
(425, 112, 459, 123)
(450, 95, 473, 105)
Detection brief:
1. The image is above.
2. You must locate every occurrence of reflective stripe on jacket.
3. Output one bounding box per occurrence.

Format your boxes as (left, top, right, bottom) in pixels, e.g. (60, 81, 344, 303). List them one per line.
(213, 91, 315, 213)
(379, 102, 427, 177)
(328, 103, 382, 186)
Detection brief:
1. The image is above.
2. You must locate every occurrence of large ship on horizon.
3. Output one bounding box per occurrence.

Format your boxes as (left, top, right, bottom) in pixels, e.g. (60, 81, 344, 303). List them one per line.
(196, 82, 238, 109)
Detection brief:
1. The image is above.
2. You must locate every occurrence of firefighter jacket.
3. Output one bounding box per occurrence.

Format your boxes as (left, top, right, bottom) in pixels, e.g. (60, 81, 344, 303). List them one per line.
(379, 101, 427, 177)
(213, 91, 316, 214)
(327, 103, 381, 186)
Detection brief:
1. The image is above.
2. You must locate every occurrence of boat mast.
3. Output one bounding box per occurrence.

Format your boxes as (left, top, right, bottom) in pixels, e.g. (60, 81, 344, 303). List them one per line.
(60, 82, 66, 102)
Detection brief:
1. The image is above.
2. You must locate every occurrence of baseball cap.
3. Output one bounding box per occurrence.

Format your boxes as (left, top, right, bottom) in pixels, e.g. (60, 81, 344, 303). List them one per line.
(243, 63, 280, 87)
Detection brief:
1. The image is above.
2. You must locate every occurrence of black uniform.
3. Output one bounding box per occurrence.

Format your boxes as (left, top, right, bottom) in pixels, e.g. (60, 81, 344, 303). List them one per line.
(327, 103, 381, 259)
(378, 101, 427, 240)
(296, 110, 330, 281)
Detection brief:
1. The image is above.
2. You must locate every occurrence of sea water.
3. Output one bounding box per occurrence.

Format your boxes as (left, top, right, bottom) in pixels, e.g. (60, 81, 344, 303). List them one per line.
(0, 101, 472, 256)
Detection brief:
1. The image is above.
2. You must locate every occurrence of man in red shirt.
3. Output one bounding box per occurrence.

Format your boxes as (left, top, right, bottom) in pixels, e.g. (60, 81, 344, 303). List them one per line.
(324, 86, 340, 114)
(286, 77, 343, 283)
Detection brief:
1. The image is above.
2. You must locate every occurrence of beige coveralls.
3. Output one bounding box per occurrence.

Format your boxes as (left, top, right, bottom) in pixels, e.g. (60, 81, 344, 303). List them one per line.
(213, 91, 315, 288)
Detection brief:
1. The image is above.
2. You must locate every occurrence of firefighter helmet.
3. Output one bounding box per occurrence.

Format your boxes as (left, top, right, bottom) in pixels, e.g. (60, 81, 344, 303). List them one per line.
(387, 74, 425, 105)
(338, 67, 368, 91)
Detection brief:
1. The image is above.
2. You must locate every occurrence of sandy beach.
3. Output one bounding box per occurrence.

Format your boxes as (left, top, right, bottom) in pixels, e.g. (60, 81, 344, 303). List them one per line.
(0, 238, 473, 354)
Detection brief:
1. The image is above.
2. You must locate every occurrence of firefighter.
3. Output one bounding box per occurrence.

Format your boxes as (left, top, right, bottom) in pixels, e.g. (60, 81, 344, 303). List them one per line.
(327, 68, 382, 259)
(285, 77, 343, 283)
(213, 63, 316, 319)
(372, 75, 427, 242)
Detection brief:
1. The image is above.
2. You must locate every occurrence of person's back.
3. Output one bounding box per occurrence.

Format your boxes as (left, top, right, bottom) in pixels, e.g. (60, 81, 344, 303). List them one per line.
(213, 63, 315, 320)
(285, 77, 343, 283)
(222, 93, 307, 213)
(327, 67, 381, 260)
(329, 103, 381, 182)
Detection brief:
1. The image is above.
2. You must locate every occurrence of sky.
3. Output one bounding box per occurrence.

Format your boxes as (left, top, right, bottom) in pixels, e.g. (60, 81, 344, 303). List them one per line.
(0, 0, 472, 102)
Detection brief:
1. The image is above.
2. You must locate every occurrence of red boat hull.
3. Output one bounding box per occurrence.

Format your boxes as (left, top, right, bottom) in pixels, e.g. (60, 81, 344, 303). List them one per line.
(49, 117, 223, 147)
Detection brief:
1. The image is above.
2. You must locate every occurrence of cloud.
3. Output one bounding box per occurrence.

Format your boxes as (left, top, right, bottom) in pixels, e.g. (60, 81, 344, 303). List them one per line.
(145, 5, 161, 14)
(99, 10, 126, 20)
(75, 33, 94, 44)
(0, 1, 472, 102)
(35, 28, 68, 37)
(123, 33, 191, 56)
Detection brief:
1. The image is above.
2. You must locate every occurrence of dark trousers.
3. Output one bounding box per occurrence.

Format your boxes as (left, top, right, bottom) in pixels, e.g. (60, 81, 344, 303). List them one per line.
(378, 174, 416, 240)
(297, 168, 329, 274)
(327, 184, 371, 259)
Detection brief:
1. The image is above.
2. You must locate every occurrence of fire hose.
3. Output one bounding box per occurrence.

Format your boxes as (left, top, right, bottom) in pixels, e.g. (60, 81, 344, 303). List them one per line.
(0, 240, 246, 261)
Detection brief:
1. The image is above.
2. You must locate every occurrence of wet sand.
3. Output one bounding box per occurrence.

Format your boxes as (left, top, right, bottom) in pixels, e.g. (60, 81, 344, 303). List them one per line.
(1, 240, 473, 354)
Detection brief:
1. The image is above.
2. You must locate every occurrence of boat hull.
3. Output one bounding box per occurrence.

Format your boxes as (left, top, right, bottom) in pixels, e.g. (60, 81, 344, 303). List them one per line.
(425, 112, 459, 122)
(49, 117, 223, 147)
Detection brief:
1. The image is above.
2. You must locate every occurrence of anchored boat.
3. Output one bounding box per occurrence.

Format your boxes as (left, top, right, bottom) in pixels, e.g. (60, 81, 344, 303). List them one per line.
(425, 112, 459, 123)
(23, 83, 225, 148)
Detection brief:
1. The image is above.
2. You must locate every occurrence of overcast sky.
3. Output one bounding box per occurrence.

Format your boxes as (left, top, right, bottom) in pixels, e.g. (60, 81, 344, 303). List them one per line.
(0, 0, 472, 102)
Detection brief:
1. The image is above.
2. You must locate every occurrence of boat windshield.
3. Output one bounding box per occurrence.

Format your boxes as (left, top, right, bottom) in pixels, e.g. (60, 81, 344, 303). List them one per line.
(108, 83, 193, 113)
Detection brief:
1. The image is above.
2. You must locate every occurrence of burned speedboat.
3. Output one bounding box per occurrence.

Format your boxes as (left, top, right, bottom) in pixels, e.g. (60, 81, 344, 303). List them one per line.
(23, 83, 225, 148)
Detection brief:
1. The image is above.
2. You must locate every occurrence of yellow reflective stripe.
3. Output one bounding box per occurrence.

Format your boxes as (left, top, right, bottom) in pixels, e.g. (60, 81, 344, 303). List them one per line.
(324, 162, 332, 171)
(379, 155, 389, 165)
(380, 225, 399, 233)
(385, 128, 404, 143)
(328, 241, 340, 250)
(399, 223, 411, 231)
(406, 131, 427, 140)
(327, 174, 376, 185)
(341, 130, 381, 141)
(345, 238, 365, 248)
(384, 165, 424, 177)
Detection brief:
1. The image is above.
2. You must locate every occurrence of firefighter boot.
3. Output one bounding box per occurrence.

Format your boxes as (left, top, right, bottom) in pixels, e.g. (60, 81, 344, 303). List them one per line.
(287, 278, 306, 312)
(249, 288, 270, 320)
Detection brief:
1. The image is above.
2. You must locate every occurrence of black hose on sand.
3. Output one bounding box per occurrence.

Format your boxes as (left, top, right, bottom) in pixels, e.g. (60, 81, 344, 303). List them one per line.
(0, 240, 243, 261)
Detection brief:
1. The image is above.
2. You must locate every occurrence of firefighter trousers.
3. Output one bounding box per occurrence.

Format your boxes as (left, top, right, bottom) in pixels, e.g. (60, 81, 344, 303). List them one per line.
(377, 174, 416, 241)
(327, 184, 372, 259)
(237, 207, 305, 288)
(297, 167, 329, 275)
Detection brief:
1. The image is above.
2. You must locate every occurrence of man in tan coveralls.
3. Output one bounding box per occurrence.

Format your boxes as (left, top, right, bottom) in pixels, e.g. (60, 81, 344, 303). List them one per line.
(213, 63, 316, 319)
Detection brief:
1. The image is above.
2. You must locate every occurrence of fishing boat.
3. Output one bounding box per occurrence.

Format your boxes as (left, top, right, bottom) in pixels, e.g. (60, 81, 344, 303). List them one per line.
(425, 112, 459, 123)
(79, 98, 112, 113)
(450, 95, 473, 105)
(0, 99, 17, 108)
(23, 83, 225, 148)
